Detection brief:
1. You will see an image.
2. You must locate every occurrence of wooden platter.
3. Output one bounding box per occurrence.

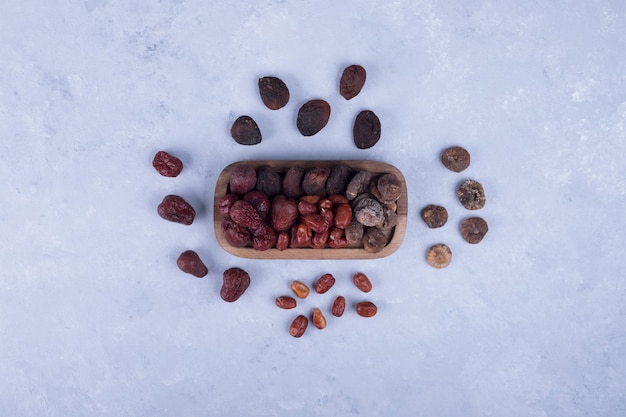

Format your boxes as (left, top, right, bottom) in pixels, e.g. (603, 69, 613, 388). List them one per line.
(214, 160, 408, 259)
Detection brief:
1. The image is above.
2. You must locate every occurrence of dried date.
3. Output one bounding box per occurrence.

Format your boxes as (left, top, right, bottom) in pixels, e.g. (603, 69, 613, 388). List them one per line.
(218, 194, 239, 219)
(229, 200, 262, 230)
(331, 296, 346, 317)
(220, 267, 251, 302)
(313, 273, 336, 294)
(152, 151, 183, 177)
(352, 272, 372, 293)
(176, 250, 208, 278)
(356, 301, 377, 317)
(275, 295, 297, 309)
(251, 222, 277, 251)
(311, 308, 327, 330)
(334, 203, 352, 229)
(270, 195, 298, 231)
(221, 219, 251, 248)
(290, 280, 310, 299)
(243, 190, 270, 219)
(157, 195, 196, 225)
(289, 315, 308, 338)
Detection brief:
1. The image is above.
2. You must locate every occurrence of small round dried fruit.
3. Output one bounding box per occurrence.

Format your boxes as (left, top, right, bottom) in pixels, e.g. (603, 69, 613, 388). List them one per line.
(282, 165, 305, 198)
(290, 280, 310, 299)
(230, 115, 262, 145)
(352, 272, 373, 293)
(345, 220, 364, 244)
(176, 250, 208, 278)
(255, 166, 282, 197)
(289, 315, 309, 338)
(258, 76, 290, 110)
(353, 110, 381, 149)
(152, 151, 183, 177)
(297, 99, 331, 136)
(302, 167, 331, 196)
(376, 173, 402, 203)
(346, 171, 373, 200)
(353, 197, 384, 227)
(313, 273, 336, 294)
(421, 204, 448, 229)
(311, 308, 327, 330)
(356, 301, 377, 317)
(326, 163, 354, 195)
(157, 195, 196, 225)
(362, 228, 388, 253)
(243, 190, 270, 219)
(229, 200, 262, 230)
(229, 163, 257, 195)
(460, 217, 489, 244)
(275, 296, 297, 309)
(331, 296, 346, 317)
(441, 146, 470, 173)
(340, 64, 367, 100)
(426, 244, 452, 269)
(457, 179, 486, 210)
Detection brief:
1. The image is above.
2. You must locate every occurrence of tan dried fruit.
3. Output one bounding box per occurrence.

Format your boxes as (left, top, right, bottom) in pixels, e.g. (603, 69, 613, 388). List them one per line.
(289, 315, 308, 338)
(441, 146, 470, 172)
(258, 76, 290, 110)
(290, 280, 310, 299)
(230, 115, 262, 145)
(426, 244, 452, 269)
(311, 308, 327, 330)
(352, 272, 372, 293)
(421, 204, 448, 229)
(344, 220, 364, 244)
(457, 179, 486, 210)
(378, 205, 398, 230)
(313, 273, 336, 294)
(275, 296, 297, 309)
(331, 296, 346, 317)
(460, 217, 489, 244)
(356, 301, 377, 317)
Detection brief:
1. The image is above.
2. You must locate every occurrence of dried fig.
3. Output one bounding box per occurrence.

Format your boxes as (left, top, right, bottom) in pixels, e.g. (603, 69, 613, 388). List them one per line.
(346, 171, 373, 200)
(353, 197, 384, 227)
(426, 244, 452, 268)
(421, 205, 448, 229)
(460, 217, 488, 244)
(344, 220, 364, 244)
(376, 173, 402, 203)
(441, 146, 470, 173)
(457, 179, 486, 210)
(362, 227, 388, 253)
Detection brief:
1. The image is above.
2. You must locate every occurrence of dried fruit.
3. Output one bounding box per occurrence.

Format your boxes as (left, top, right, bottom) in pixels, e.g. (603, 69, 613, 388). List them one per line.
(282, 165, 305, 198)
(326, 163, 354, 195)
(298, 200, 318, 215)
(229, 200, 262, 230)
(275, 296, 297, 309)
(311, 230, 329, 248)
(291, 223, 312, 247)
(378, 205, 398, 230)
(353, 110, 381, 149)
(290, 280, 310, 299)
(334, 203, 352, 229)
(362, 228, 388, 253)
(441, 146, 470, 173)
(339, 64, 366, 100)
(426, 244, 452, 268)
(457, 179, 486, 210)
(251, 222, 277, 251)
(276, 231, 290, 251)
(157, 195, 196, 225)
(289, 315, 308, 338)
(344, 220, 364, 244)
(221, 219, 251, 248)
(230, 115, 262, 145)
(376, 173, 402, 203)
(256, 166, 282, 197)
(243, 190, 270, 219)
(311, 308, 327, 330)
(258, 76, 289, 110)
(352, 272, 372, 293)
(152, 151, 183, 177)
(331, 296, 346, 317)
(297, 99, 331, 136)
(353, 197, 384, 227)
(220, 267, 251, 302)
(229, 163, 257, 195)
(356, 301, 377, 317)
(460, 217, 489, 244)
(270, 195, 299, 232)
(218, 194, 239, 219)
(302, 213, 330, 233)
(302, 167, 331, 196)
(176, 250, 208, 278)
(346, 171, 373, 200)
(313, 273, 336, 294)
(328, 227, 349, 248)
(421, 204, 448, 229)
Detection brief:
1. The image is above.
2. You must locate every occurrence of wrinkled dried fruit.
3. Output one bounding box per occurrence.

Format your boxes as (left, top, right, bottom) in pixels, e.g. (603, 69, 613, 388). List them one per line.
(292, 223, 312, 247)
(290, 280, 310, 299)
(289, 315, 308, 338)
(326, 163, 354, 195)
(311, 308, 327, 330)
(376, 173, 402, 203)
(331, 296, 346, 317)
(220, 267, 251, 302)
(176, 250, 208, 278)
(258, 76, 290, 110)
(256, 166, 282, 197)
(461, 217, 489, 244)
(328, 194, 349, 205)
(356, 301, 377, 317)
(152, 151, 183, 177)
(311, 230, 329, 248)
(314, 273, 336, 294)
(353, 197, 384, 227)
(276, 231, 290, 251)
(346, 171, 373, 200)
(441, 146, 471, 173)
(298, 200, 318, 215)
(421, 204, 448, 229)
(229, 163, 257, 195)
(251, 222, 277, 251)
(218, 194, 239, 219)
(230, 115, 262, 145)
(302, 213, 330, 233)
(457, 179, 486, 210)
(352, 272, 372, 293)
(297, 99, 331, 136)
(426, 244, 452, 268)
(282, 165, 305, 198)
(302, 167, 331, 196)
(221, 219, 251, 248)
(362, 227, 388, 253)
(378, 205, 398, 230)
(353, 110, 381, 149)
(334, 203, 352, 229)
(243, 190, 270, 219)
(345, 220, 364, 244)
(229, 200, 262, 230)
(339, 64, 366, 100)
(275, 296, 297, 309)
(270, 195, 299, 231)
(157, 195, 196, 225)
(328, 227, 349, 248)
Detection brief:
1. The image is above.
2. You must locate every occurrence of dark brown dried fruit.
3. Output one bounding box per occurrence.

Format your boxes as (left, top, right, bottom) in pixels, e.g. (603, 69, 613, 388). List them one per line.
(152, 151, 183, 177)
(331, 296, 346, 317)
(157, 195, 196, 225)
(275, 296, 297, 309)
(256, 166, 282, 197)
(421, 205, 448, 229)
(243, 190, 270, 219)
(218, 194, 239, 219)
(426, 244, 452, 268)
(176, 250, 208, 278)
(289, 315, 308, 338)
(311, 308, 327, 330)
(345, 220, 364, 244)
(457, 179, 486, 210)
(282, 165, 305, 198)
(346, 171, 373, 200)
(441, 146, 471, 173)
(461, 217, 489, 244)
(339, 64, 366, 100)
(376, 173, 402, 203)
(353, 197, 384, 227)
(352, 272, 372, 293)
(229, 163, 257, 195)
(356, 301, 377, 317)
(270, 195, 299, 232)
(229, 200, 262, 230)
(290, 280, 310, 299)
(297, 99, 331, 136)
(378, 205, 398, 230)
(251, 222, 277, 251)
(230, 115, 262, 145)
(326, 163, 354, 195)
(221, 219, 251, 248)
(362, 228, 388, 253)
(220, 267, 251, 302)
(313, 273, 336, 294)
(302, 167, 331, 196)
(258, 76, 290, 110)
(353, 110, 381, 149)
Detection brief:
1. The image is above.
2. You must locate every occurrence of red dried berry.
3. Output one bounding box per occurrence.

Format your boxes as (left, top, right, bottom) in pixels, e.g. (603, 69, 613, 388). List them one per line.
(152, 151, 183, 177)
(157, 195, 196, 225)
(176, 250, 208, 278)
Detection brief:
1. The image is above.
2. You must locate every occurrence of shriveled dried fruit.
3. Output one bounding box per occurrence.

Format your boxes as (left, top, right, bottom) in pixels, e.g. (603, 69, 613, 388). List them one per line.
(378, 205, 398, 230)
(356, 301, 377, 317)
(218, 194, 239, 219)
(313, 273, 336, 294)
(243, 190, 270, 219)
(460, 217, 489, 244)
(426, 244, 452, 268)
(290, 280, 310, 299)
(298, 200, 318, 215)
(220, 267, 251, 302)
(457, 179, 486, 210)
(302, 167, 331, 196)
(282, 165, 305, 198)
(289, 315, 308, 338)
(291, 223, 312, 247)
(258, 76, 290, 110)
(328, 194, 349, 205)
(256, 166, 282, 197)
(326, 163, 354, 195)
(311, 230, 329, 248)
(251, 222, 277, 251)
(229, 163, 257, 195)
(297, 99, 331, 136)
(346, 171, 373, 200)
(340, 64, 367, 100)
(345, 220, 364, 244)
(229, 200, 262, 230)
(331, 296, 346, 317)
(275, 296, 297, 309)
(276, 231, 290, 251)
(353, 110, 381, 149)
(311, 308, 327, 330)
(176, 250, 208, 278)
(328, 227, 349, 248)
(334, 203, 352, 229)
(230, 115, 262, 145)
(302, 213, 330, 233)
(157, 195, 196, 225)
(352, 272, 372, 293)
(270, 195, 299, 232)
(441, 146, 470, 173)
(376, 173, 402, 203)
(152, 151, 183, 177)
(353, 197, 384, 227)
(362, 227, 388, 253)
(421, 204, 448, 229)
(221, 219, 251, 248)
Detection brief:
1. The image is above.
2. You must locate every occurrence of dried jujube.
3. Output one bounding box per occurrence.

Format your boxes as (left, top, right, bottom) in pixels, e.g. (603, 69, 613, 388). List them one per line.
(229, 200, 262, 230)
(218, 194, 238, 219)
(221, 219, 251, 248)
(457, 179, 486, 210)
(230, 115, 262, 145)
(353, 110, 381, 149)
(297, 99, 331, 136)
(157, 195, 196, 225)
(243, 190, 270, 219)
(152, 151, 183, 177)
(270, 195, 298, 232)
(460, 217, 489, 244)
(421, 205, 448, 229)
(441, 146, 470, 173)
(229, 163, 257, 195)
(426, 244, 452, 269)
(251, 222, 277, 251)
(258, 76, 289, 110)
(220, 267, 251, 302)
(176, 250, 208, 278)
(339, 64, 367, 100)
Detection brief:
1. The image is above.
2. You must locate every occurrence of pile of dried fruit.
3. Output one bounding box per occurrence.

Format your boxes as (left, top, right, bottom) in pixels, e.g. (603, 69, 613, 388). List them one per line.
(422, 146, 489, 268)
(218, 162, 402, 252)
